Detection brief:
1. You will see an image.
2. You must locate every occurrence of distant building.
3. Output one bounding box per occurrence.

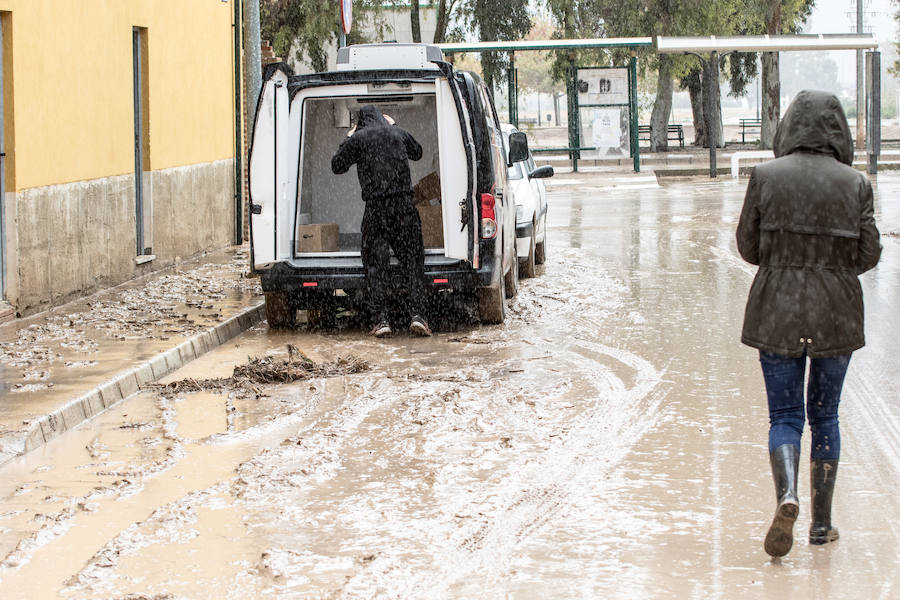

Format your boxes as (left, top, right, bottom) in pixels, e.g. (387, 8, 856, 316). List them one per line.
(0, 1, 242, 315)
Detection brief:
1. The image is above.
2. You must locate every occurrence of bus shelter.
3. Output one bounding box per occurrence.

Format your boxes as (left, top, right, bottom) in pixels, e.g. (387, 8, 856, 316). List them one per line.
(657, 34, 881, 176)
(439, 38, 653, 172)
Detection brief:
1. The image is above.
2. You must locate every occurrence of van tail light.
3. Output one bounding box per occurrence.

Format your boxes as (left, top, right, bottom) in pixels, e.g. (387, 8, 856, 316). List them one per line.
(480, 193, 497, 239)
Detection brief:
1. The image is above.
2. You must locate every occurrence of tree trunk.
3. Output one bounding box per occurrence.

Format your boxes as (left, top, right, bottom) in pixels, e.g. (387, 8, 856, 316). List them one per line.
(686, 71, 706, 147)
(649, 56, 674, 152)
(433, 0, 448, 43)
(701, 57, 723, 148)
(410, 0, 421, 43)
(760, 52, 779, 148)
(761, 1, 782, 149)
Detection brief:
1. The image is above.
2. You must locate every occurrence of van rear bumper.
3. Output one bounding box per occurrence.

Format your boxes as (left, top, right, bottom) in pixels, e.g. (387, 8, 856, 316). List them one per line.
(259, 257, 497, 294)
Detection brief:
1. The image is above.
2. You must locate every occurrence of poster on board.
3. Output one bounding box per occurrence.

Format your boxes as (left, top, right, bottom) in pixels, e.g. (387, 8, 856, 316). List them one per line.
(579, 107, 630, 158)
(576, 68, 629, 106)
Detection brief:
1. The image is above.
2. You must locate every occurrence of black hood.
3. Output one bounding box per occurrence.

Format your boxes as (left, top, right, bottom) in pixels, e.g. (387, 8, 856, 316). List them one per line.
(773, 90, 854, 166)
(356, 104, 389, 130)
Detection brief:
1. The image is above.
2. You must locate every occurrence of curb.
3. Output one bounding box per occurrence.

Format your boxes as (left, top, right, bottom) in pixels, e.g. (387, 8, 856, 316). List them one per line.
(9, 301, 266, 462)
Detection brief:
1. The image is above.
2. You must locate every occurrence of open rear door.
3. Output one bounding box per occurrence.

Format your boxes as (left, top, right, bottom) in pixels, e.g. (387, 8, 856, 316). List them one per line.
(436, 76, 477, 265)
(249, 65, 291, 269)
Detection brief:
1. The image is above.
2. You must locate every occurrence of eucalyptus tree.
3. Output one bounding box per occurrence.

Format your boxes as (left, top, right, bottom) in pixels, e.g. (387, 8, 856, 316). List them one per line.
(260, 0, 386, 72)
(745, 0, 814, 147)
(463, 0, 532, 94)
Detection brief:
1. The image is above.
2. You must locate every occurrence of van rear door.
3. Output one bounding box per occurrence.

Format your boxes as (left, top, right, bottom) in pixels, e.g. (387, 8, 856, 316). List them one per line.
(436, 76, 478, 266)
(249, 65, 291, 269)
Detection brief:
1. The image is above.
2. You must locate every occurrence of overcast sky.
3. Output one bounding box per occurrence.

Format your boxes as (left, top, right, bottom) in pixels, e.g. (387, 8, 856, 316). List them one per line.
(805, 0, 897, 89)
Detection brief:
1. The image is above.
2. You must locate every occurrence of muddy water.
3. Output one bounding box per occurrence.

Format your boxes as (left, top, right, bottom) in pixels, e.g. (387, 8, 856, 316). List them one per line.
(1, 174, 898, 598)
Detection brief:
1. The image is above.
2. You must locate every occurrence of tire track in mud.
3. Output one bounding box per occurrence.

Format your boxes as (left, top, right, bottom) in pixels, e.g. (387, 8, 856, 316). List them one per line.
(335, 340, 665, 599)
(332, 253, 666, 597)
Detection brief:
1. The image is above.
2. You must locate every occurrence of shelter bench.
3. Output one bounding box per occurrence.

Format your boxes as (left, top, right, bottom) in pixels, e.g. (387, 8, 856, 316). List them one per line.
(740, 118, 762, 143)
(637, 124, 685, 147)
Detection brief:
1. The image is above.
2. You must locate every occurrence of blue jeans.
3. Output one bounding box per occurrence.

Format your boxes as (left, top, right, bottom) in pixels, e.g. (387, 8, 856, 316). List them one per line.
(759, 350, 851, 460)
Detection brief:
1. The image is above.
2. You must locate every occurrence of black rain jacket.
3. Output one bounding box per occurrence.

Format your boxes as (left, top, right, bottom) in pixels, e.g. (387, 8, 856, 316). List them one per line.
(331, 105, 423, 205)
(736, 90, 881, 358)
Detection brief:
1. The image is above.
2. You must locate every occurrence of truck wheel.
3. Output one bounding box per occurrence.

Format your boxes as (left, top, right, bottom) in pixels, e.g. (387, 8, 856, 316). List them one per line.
(265, 291, 296, 329)
(478, 273, 506, 325)
(504, 238, 518, 299)
(535, 215, 547, 265)
(520, 228, 536, 278)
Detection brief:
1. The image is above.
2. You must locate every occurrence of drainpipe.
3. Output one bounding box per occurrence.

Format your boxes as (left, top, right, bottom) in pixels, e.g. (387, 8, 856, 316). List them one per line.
(233, 0, 244, 244)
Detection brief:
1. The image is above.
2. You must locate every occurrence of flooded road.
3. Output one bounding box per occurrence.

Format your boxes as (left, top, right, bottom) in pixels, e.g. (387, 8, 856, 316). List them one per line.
(1, 173, 898, 599)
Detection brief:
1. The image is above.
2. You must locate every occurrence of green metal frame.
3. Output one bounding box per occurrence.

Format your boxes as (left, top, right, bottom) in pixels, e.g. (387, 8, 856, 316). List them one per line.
(565, 63, 640, 173)
(440, 39, 650, 173)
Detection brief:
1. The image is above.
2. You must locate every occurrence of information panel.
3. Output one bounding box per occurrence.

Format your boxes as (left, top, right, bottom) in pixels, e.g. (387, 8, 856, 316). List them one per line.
(576, 68, 629, 106)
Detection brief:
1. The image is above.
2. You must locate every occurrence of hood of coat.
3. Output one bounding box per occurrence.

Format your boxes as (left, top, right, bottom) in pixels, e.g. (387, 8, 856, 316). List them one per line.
(773, 90, 854, 166)
(356, 104, 389, 131)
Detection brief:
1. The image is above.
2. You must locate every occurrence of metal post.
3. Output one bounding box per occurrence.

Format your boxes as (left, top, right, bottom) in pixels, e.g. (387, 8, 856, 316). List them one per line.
(507, 52, 517, 128)
(233, 0, 244, 244)
(243, 0, 262, 126)
(630, 53, 640, 173)
(132, 28, 145, 254)
(704, 52, 718, 178)
(856, 0, 865, 149)
(566, 59, 579, 172)
(866, 50, 881, 174)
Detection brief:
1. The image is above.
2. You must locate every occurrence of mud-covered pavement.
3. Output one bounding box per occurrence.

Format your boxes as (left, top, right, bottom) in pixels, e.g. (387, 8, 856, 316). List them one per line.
(1, 173, 898, 599)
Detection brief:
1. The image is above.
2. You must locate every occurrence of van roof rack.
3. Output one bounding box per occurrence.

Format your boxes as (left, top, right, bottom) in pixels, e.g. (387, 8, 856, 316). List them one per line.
(336, 43, 444, 72)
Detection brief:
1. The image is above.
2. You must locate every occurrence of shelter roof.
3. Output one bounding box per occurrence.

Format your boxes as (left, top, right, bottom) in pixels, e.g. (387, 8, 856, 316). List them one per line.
(657, 34, 878, 54)
(438, 38, 653, 53)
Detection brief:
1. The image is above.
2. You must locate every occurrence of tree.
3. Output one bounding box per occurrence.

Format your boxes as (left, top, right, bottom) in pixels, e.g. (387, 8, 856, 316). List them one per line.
(464, 0, 532, 93)
(410, 1, 421, 43)
(260, 0, 386, 72)
(892, 2, 900, 76)
(746, 0, 814, 147)
(515, 18, 568, 125)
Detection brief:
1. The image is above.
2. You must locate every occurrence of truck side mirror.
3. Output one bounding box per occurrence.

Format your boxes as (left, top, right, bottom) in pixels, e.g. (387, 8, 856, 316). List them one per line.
(507, 131, 529, 165)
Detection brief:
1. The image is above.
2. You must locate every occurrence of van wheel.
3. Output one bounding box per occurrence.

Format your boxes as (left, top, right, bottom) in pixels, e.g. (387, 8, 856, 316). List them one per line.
(265, 292, 296, 329)
(302, 292, 337, 330)
(535, 215, 547, 265)
(520, 228, 536, 278)
(478, 274, 506, 324)
(504, 239, 519, 299)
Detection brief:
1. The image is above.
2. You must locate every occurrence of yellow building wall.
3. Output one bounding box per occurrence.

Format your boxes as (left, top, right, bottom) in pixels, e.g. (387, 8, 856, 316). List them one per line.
(0, 0, 236, 191)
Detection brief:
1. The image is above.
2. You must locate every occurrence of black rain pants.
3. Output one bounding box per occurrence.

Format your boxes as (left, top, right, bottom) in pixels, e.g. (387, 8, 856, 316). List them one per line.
(360, 196, 426, 323)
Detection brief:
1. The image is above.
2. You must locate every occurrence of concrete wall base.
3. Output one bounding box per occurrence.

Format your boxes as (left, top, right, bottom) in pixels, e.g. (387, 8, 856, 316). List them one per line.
(10, 159, 235, 314)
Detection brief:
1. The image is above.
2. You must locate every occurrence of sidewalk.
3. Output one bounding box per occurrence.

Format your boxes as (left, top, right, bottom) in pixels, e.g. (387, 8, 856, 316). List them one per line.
(0, 245, 265, 465)
(535, 146, 900, 175)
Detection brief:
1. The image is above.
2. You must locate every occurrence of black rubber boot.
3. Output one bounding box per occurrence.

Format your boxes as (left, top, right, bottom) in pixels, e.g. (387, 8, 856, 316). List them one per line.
(809, 459, 840, 545)
(764, 444, 800, 557)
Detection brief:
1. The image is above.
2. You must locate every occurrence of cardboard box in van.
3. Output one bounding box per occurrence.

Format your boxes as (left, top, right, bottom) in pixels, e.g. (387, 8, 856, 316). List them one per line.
(297, 224, 339, 252)
(417, 205, 443, 248)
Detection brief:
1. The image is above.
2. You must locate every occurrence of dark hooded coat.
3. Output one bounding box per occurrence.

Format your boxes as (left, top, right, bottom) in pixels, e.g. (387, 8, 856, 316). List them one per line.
(737, 90, 881, 358)
(331, 105, 423, 204)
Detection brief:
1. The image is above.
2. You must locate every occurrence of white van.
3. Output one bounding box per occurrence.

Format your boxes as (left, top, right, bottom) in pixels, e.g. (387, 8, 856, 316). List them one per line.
(248, 43, 530, 328)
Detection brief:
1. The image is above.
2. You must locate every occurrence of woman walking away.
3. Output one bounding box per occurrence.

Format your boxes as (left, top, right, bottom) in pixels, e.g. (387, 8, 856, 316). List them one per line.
(736, 90, 881, 558)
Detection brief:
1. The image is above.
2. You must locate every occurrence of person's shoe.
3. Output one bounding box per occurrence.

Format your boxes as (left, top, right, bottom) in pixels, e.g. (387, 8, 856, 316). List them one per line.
(809, 459, 840, 545)
(409, 315, 432, 337)
(764, 444, 800, 558)
(369, 321, 392, 338)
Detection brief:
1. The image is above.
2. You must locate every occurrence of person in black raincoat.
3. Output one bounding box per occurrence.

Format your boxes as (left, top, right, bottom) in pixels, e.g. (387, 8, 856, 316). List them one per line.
(331, 105, 432, 337)
(737, 90, 881, 557)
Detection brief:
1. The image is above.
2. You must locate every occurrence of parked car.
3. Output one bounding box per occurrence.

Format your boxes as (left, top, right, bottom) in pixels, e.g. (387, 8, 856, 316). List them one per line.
(502, 124, 553, 278)
(248, 43, 530, 328)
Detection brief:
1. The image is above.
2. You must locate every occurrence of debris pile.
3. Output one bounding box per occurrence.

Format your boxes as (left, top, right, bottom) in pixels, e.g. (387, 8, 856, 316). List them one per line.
(149, 345, 369, 396)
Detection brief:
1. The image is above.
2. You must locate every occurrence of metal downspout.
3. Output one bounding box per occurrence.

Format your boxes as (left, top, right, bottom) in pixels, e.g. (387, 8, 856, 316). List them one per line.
(233, 0, 243, 244)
